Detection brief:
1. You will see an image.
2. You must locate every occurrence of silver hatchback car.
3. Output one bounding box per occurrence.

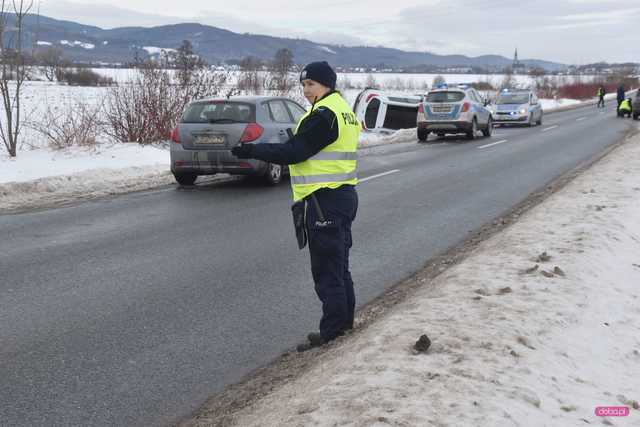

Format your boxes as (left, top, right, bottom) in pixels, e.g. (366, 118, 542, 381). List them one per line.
(170, 96, 307, 185)
(491, 89, 543, 126)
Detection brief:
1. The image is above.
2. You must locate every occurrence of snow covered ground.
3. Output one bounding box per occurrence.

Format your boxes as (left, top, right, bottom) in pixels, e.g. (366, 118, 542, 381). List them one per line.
(217, 129, 640, 427)
(0, 144, 172, 211)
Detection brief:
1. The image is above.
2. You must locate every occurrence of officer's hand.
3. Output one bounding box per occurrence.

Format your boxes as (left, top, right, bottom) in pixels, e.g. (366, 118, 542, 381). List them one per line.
(231, 143, 254, 159)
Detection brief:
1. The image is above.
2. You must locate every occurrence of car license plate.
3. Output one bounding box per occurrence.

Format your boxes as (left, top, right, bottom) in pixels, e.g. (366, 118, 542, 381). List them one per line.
(196, 135, 225, 145)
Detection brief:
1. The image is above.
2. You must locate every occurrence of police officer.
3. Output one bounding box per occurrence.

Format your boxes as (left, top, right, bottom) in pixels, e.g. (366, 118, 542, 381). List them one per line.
(618, 97, 632, 118)
(231, 61, 359, 352)
(596, 86, 605, 108)
(616, 84, 626, 113)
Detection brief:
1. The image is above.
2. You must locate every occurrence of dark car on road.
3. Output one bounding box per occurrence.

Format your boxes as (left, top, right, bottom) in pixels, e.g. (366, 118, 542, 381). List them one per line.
(170, 96, 307, 185)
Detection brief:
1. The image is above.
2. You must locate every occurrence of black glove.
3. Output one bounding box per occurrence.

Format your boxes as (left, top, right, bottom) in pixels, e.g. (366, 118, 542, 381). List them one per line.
(231, 143, 254, 159)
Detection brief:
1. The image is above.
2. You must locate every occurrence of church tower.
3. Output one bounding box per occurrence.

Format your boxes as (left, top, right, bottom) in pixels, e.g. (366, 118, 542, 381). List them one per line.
(512, 48, 526, 74)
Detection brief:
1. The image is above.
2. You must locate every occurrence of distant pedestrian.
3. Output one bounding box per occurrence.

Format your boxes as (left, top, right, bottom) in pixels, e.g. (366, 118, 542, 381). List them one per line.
(596, 86, 605, 108)
(616, 84, 626, 113)
(231, 61, 360, 352)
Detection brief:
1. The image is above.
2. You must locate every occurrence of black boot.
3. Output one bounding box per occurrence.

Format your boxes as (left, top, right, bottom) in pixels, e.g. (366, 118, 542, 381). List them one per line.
(297, 333, 326, 352)
(307, 332, 324, 345)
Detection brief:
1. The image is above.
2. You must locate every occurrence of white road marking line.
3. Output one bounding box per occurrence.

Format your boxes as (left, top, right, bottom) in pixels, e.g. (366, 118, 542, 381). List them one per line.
(576, 117, 587, 122)
(360, 169, 400, 183)
(478, 139, 508, 149)
(542, 125, 559, 132)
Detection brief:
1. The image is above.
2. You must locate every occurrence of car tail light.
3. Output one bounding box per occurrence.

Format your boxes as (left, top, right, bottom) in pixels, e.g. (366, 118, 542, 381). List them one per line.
(366, 93, 378, 103)
(171, 127, 180, 144)
(461, 102, 471, 113)
(239, 123, 264, 143)
(418, 104, 425, 114)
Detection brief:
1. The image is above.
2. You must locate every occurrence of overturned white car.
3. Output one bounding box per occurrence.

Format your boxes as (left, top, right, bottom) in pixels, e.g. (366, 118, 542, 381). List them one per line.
(352, 89, 423, 132)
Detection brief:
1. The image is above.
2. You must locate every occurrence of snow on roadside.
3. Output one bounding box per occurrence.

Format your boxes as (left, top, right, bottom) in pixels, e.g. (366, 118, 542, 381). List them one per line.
(225, 132, 640, 426)
(539, 98, 582, 110)
(0, 144, 171, 211)
(0, 144, 168, 183)
(358, 128, 417, 148)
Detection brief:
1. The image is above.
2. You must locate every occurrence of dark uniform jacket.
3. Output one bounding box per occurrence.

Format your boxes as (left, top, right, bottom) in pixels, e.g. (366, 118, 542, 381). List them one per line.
(242, 92, 340, 165)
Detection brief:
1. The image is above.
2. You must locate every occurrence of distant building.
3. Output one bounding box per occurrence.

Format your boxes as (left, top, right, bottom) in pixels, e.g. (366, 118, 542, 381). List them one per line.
(445, 67, 473, 73)
(512, 48, 526, 74)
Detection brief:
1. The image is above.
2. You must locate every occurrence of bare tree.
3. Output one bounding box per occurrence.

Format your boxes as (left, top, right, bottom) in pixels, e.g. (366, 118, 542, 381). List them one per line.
(266, 48, 295, 95)
(500, 67, 515, 90)
(35, 47, 66, 81)
(171, 39, 206, 87)
(105, 60, 228, 144)
(0, 0, 34, 157)
(365, 73, 378, 88)
(27, 98, 103, 149)
(237, 56, 264, 94)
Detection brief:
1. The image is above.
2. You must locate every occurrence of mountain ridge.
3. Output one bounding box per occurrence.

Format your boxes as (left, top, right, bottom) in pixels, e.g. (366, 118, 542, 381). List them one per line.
(9, 14, 565, 70)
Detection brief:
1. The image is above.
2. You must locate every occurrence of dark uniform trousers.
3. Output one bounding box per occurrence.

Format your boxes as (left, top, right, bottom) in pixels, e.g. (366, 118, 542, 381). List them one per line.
(305, 184, 358, 341)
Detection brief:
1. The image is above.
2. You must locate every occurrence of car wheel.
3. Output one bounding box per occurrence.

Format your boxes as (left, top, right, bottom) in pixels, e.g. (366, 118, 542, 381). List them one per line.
(417, 129, 429, 142)
(466, 118, 477, 140)
(264, 163, 283, 186)
(174, 173, 197, 186)
(482, 117, 493, 137)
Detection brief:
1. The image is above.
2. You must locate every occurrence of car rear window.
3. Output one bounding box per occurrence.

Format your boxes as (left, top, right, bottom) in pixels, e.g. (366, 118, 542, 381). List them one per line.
(181, 101, 256, 123)
(426, 91, 465, 103)
(497, 94, 529, 105)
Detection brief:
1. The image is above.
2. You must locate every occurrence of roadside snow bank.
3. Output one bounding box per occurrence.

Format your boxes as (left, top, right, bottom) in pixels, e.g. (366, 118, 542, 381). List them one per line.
(358, 128, 417, 148)
(0, 144, 169, 183)
(225, 132, 640, 426)
(0, 144, 171, 211)
(539, 98, 581, 110)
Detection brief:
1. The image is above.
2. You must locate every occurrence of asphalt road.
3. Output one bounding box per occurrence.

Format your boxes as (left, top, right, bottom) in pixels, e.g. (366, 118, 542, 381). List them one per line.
(0, 102, 636, 426)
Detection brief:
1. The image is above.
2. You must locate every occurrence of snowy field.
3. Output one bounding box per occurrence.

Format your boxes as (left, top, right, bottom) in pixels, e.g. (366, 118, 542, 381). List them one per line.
(90, 67, 597, 89)
(214, 129, 640, 427)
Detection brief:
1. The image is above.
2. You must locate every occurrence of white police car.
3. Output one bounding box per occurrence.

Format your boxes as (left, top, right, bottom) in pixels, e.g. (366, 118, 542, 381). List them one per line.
(491, 89, 543, 127)
(417, 84, 493, 141)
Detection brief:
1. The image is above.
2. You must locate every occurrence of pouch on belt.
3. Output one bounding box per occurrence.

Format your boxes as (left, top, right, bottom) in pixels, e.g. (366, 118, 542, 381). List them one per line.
(291, 200, 307, 249)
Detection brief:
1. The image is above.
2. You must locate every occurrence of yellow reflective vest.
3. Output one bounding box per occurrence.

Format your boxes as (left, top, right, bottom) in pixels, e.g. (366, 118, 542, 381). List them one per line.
(289, 92, 360, 201)
(619, 99, 632, 112)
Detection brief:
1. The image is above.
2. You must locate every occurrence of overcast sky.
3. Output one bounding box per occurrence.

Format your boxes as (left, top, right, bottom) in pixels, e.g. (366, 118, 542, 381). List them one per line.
(40, 0, 638, 64)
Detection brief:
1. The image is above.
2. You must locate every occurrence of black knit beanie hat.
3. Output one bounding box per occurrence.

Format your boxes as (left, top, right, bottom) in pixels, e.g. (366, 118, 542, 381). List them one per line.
(299, 61, 337, 90)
